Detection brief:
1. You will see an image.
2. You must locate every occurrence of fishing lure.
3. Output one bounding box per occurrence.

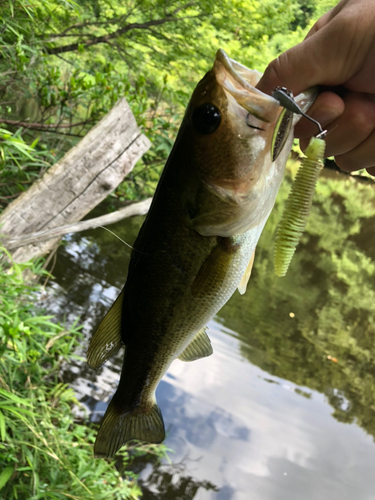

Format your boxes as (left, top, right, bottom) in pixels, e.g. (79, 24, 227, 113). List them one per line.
(272, 87, 327, 277)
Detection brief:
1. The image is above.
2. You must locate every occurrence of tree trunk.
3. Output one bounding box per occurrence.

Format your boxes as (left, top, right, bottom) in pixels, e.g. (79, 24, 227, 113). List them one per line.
(0, 98, 151, 263)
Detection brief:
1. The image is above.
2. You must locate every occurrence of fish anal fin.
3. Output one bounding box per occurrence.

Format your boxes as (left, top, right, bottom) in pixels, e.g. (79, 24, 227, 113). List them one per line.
(191, 237, 241, 298)
(178, 327, 213, 362)
(87, 289, 124, 369)
(238, 250, 255, 295)
(94, 399, 165, 458)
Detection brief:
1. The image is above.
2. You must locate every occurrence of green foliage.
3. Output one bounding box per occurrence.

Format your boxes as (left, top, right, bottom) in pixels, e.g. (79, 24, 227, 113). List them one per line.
(1, 0, 336, 203)
(0, 253, 166, 499)
(219, 166, 375, 438)
(0, 128, 53, 210)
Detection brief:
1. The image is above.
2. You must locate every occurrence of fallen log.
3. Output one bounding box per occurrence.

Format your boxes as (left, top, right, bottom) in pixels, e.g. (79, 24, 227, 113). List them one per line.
(4, 198, 152, 250)
(0, 98, 151, 263)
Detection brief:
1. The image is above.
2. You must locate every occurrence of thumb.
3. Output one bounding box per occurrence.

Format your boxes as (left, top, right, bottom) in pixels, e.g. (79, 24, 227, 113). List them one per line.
(256, 17, 352, 96)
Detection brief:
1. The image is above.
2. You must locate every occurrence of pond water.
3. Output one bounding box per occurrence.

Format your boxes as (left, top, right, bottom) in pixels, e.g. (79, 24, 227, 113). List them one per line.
(44, 168, 375, 500)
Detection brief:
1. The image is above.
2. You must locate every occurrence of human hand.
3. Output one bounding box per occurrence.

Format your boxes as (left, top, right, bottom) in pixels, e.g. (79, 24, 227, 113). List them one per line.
(256, 0, 375, 176)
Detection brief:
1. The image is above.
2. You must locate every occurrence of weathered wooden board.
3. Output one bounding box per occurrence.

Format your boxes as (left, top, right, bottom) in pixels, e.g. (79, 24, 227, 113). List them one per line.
(0, 98, 151, 262)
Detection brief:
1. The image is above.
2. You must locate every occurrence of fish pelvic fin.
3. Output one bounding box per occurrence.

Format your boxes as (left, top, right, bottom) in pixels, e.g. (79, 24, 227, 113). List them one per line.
(238, 249, 255, 295)
(178, 327, 213, 362)
(191, 236, 242, 298)
(87, 289, 124, 369)
(94, 399, 165, 458)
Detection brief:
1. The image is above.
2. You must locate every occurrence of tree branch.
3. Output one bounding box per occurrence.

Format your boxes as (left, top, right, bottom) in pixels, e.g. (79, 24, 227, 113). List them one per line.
(3, 198, 152, 250)
(45, 14, 200, 55)
(0, 118, 94, 131)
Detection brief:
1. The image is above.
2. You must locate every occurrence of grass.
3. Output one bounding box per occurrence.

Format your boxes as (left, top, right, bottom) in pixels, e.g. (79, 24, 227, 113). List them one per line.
(0, 250, 166, 499)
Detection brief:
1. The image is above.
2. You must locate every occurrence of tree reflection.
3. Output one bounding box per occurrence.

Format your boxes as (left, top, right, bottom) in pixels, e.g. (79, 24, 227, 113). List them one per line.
(137, 460, 219, 500)
(219, 168, 375, 438)
(48, 168, 375, 442)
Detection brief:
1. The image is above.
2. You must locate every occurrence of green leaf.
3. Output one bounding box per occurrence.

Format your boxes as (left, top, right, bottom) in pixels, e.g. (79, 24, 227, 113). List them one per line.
(0, 406, 34, 418)
(0, 466, 14, 490)
(0, 411, 5, 441)
(0, 388, 33, 407)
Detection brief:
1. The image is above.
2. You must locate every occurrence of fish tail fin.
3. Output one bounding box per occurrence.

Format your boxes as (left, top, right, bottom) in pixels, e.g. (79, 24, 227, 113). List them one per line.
(87, 290, 124, 369)
(94, 397, 165, 458)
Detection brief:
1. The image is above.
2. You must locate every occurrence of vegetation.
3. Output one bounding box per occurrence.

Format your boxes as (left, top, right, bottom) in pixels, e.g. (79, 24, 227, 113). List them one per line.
(0, 0, 336, 207)
(52, 161, 375, 446)
(0, 252, 166, 498)
(6, 0, 371, 497)
(220, 162, 375, 439)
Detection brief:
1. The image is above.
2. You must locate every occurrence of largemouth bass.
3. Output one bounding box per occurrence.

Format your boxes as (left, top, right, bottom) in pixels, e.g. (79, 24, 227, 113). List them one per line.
(87, 49, 314, 458)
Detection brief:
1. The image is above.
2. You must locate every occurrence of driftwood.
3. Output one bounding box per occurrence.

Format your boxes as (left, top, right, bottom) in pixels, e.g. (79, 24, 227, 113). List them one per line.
(0, 98, 151, 263)
(5, 198, 152, 250)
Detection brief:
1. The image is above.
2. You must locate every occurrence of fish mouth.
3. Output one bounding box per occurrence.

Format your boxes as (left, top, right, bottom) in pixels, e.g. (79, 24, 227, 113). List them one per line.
(214, 49, 280, 123)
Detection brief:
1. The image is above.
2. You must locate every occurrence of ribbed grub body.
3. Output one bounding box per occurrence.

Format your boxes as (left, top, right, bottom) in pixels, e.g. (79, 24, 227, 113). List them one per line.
(274, 138, 325, 277)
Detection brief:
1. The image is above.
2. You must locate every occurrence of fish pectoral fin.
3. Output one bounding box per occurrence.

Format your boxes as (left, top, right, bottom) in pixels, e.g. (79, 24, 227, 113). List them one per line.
(178, 327, 213, 362)
(94, 399, 165, 458)
(191, 236, 241, 298)
(238, 250, 255, 295)
(87, 289, 124, 369)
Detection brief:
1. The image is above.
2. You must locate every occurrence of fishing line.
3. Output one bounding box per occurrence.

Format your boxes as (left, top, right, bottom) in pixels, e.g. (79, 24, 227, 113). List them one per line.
(97, 225, 139, 252)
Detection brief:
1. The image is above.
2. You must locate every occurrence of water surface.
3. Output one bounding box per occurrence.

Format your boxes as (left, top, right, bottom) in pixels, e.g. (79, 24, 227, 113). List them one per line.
(44, 169, 375, 499)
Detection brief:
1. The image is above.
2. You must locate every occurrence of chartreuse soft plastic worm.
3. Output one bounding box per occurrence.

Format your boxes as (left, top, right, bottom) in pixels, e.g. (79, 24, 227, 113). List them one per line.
(274, 136, 326, 277)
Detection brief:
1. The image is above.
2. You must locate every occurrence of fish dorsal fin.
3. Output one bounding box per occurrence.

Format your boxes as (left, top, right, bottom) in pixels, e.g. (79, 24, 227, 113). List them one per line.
(238, 250, 255, 295)
(87, 289, 124, 369)
(191, 237, 241, 298)
(178, 327, 213, 362)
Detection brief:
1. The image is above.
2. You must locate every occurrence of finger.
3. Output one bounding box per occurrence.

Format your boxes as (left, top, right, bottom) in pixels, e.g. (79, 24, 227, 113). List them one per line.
(335, 126, 375, 171)
(323, 92, 375, 161)
(307, 0, 365, 37)
(257, 3, 368, 96)
(257, 31, 346, 96)
(295, 91, 345, 138)
(304, 10, 333, 39)
(299, 91, 375, 164)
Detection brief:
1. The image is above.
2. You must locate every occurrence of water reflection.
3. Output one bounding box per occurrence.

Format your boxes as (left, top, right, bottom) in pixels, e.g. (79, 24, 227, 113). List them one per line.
(43, 169, 375, 499)
(137, 459, 219, 499)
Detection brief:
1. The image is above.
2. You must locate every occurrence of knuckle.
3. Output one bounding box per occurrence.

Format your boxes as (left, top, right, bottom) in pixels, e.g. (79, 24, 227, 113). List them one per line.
(266, 53, 288, 83)
(263, 58, 282, 82)
(262, 54, 290, 87)
(349, 110, 374, 136)
(346, 96, 375, 137)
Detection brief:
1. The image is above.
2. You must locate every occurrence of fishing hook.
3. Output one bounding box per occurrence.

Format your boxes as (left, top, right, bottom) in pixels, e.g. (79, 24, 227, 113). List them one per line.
(272, 87, 327, 138)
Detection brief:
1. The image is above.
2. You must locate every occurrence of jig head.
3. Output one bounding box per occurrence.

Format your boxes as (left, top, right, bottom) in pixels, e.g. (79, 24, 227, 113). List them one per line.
(272, 87, 327, 138)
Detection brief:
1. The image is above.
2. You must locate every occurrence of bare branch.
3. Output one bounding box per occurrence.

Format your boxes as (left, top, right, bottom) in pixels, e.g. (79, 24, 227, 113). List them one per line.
(0, 193, 22, 200)
(3, 198, 152, 250)
(0, 118, 94, 130)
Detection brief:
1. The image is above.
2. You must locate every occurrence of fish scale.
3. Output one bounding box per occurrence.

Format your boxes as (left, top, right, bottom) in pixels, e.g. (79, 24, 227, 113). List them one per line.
(87, 49, 316, 458)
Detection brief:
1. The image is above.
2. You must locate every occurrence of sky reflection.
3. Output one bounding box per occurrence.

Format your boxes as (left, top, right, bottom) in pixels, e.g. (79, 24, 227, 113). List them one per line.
(44, 171, 375, 499)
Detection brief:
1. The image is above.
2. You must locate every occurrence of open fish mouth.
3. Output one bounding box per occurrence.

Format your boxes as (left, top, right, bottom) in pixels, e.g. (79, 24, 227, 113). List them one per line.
(214, 49, 280, 123)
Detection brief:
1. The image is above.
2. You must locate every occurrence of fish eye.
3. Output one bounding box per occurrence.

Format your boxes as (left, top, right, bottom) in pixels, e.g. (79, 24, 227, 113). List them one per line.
(192, 104, 221, 134)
